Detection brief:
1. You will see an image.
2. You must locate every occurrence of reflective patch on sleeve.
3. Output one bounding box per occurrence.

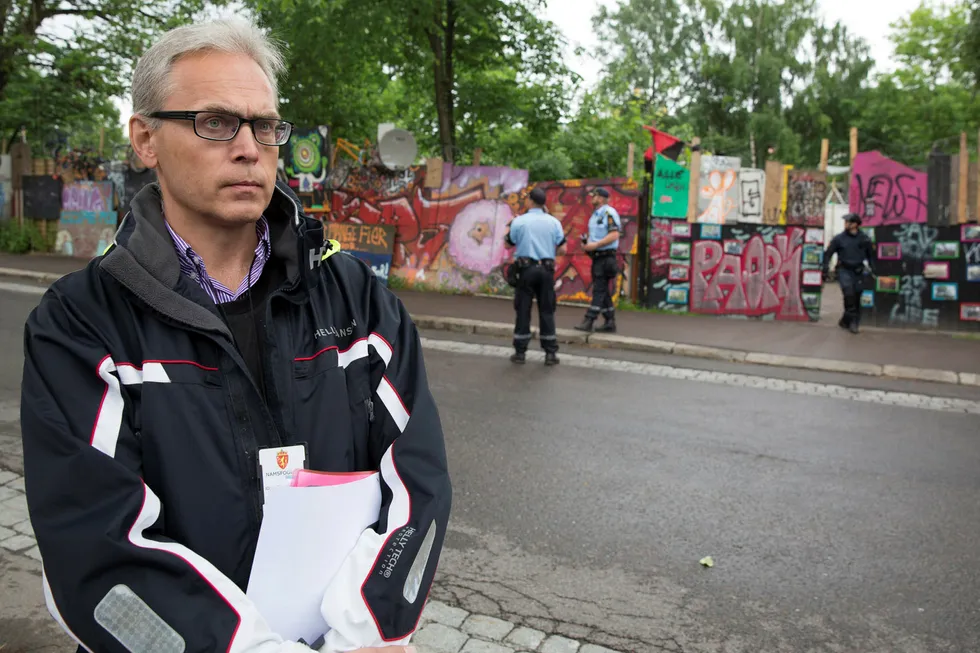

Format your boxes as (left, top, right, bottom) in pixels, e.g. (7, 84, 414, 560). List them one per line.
(321, 239, 342, 261)
(94, 584, 185, 653)
(403, 519, 438, 604)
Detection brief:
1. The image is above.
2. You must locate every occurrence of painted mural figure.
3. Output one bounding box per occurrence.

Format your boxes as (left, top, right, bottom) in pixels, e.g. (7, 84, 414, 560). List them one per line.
(505, 187, 567, 366)
(575, 187, 622, 332)
(20, 20, 447, 653)
(823, 214, 877, 334)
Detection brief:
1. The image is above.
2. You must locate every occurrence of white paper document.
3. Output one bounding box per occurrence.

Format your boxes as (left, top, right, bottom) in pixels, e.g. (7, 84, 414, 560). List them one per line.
(246, 473, 382, 644)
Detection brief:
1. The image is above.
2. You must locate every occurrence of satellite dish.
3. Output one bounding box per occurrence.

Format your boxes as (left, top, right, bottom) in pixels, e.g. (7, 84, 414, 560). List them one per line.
(378, 129, 418, 170)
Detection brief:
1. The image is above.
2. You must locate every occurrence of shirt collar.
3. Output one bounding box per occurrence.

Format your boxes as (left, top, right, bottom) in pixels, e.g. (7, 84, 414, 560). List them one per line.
(164, 214, 272, 300)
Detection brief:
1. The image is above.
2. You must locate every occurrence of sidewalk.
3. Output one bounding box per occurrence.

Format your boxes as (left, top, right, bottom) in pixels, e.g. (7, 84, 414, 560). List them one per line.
(399, 291, 980, 383)
(1, 253, 977, 385)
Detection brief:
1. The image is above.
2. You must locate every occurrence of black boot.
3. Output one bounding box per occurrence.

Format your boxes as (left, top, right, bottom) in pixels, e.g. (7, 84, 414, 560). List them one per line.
(544, 352, 560, 366)
(574, 318, 595, 332)
(595, 319, 617, 333)
(510, 351, 526, 364)
(838, 316, 849, 330)
(849, 322, 860, 334)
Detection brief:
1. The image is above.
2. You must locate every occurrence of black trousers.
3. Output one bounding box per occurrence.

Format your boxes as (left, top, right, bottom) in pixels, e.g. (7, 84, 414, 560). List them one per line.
(585, 254, 619, 321)
(838, 268, 863, 326)
(513, 263, 557, 354)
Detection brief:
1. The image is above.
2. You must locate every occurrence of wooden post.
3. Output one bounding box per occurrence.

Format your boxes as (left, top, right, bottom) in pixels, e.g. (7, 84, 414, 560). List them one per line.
(626, 143, 635, 180)
(819, 139, 829, 172)
(686, 137, 702, 223)
(472, 148, 482, 167)
(849, 128, 858, 166)
(975, 129, 980, 223)
(39, 219, 47, 239)
(959, 132, 969, 224)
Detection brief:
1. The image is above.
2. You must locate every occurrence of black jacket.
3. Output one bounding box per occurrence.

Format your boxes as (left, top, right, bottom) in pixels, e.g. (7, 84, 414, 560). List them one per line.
(824, 230, 876, 274)
(20, 182, 452, 652)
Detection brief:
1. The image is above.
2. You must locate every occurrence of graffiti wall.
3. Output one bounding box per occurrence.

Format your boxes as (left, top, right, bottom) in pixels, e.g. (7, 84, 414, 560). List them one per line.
(58, 181, 117, 258)
(647, 220, 821, 321)
(325, 164, 638, 302)
(737, 168, 765, 224)
(861, 223, 980, 330)
(849, 151, 928, 225)
(785, 170, 828, 226)
(697, 156, 741, 223)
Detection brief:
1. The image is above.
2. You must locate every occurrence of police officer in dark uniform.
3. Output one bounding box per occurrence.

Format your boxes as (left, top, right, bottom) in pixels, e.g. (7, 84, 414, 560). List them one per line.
(574, 187, 622, 333)
(823, 213, 876, 334)
(505, 187, 567, 365)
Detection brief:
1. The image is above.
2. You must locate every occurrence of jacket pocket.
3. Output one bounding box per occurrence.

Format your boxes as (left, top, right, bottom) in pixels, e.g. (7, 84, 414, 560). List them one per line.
(291, 349, 363, 471)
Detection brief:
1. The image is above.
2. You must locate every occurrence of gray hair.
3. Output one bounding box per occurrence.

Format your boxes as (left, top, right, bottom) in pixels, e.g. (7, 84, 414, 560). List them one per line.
(131, 19, 286, 127)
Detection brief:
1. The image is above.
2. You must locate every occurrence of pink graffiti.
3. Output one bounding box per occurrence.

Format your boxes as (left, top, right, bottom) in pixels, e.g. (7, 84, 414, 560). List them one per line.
(849, 151, 927, 225)
(447, 200, 513, 274)
(62, 182, 112, 213)
(691, 227, 806, 320)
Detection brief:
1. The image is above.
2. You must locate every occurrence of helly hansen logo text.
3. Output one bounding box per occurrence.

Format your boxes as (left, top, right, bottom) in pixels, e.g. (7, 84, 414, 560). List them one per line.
(315, 319, 357, 339)
(380, 526, 416, 578)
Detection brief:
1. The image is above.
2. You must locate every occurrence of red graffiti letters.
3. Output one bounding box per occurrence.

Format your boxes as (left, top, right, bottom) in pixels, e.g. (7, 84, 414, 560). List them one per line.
(691, 227, 806, 320)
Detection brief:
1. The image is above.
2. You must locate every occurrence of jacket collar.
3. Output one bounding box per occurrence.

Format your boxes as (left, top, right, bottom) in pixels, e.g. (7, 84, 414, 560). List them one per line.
(100, 181, 326, 336)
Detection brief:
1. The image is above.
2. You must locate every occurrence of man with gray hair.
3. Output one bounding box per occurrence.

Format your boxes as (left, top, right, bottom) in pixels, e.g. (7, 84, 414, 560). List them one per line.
(20, 19, 450, 653)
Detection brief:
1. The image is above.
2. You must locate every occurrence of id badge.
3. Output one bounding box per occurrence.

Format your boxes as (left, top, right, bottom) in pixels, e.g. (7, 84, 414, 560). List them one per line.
(257, 443, 308, 498)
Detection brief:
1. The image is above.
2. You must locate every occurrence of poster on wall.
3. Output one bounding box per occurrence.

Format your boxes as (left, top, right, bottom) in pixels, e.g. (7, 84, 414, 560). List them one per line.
(281, 125, 330, 209)
(651, 155, 689, 219)
(325, 222, 397, 284)
(57, 181, 117, 258)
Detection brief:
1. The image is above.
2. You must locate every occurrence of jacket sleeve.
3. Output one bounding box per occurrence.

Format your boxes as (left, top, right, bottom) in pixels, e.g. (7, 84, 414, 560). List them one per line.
(863, 236, 877, 274)
(20, 288, 312, 653)
(823, 236, 839, 274)
(320, 268, 452, 650)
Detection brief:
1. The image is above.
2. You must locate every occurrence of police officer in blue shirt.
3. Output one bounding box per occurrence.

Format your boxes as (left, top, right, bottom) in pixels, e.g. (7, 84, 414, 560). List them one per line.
(505, 187, 567, 365)
(575, 187, 621, 333)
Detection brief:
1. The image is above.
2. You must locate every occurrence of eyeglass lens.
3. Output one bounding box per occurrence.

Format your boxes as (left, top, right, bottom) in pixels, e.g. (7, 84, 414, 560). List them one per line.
(194, 112, 291, 145)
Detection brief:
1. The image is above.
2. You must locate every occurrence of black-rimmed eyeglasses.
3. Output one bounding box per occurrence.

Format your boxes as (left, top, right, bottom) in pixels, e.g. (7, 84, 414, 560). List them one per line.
(148, 111, 294, 146)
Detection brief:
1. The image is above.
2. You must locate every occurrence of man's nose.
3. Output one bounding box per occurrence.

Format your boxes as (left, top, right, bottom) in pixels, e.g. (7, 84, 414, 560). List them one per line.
(230, 123, 262, 160)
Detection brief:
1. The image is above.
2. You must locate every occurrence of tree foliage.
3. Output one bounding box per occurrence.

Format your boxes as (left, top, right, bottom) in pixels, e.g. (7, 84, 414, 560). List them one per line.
(0, 0, 217, 154)
(252, 0, 576, 164)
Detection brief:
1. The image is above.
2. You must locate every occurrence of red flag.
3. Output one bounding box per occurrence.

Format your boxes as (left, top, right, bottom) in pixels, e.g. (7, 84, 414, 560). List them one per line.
(643, 125, 684, 161)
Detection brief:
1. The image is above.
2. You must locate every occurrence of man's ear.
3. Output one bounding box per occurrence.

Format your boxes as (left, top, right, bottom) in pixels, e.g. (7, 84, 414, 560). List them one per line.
(129, 115, 159, 169)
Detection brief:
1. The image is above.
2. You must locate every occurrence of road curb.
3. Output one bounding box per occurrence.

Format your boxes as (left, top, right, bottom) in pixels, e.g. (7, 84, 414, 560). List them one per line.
(0, 267, 971, 389)
(412, 314, 972, 387)
(0, 267, 63, 284)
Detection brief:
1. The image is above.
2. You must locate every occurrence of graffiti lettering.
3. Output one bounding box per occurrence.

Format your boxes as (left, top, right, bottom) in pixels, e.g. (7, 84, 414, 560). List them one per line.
(739, 178, 762, 221)
(690, 227, 806, 320)
(785, 172, 828, 227)
(894, 223, 938, 261)
(966, 242, 980, 265)
(62, 182, 112, 212)
(849, 152, 928, 225)
(889, 274, 939, 326)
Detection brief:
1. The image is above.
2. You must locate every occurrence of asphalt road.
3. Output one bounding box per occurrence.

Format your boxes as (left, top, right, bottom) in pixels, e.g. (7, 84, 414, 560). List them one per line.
(1, 286, 979, 653)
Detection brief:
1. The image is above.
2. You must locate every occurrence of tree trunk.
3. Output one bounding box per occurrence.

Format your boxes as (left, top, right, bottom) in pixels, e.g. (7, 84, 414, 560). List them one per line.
(427, 0, 456, 163)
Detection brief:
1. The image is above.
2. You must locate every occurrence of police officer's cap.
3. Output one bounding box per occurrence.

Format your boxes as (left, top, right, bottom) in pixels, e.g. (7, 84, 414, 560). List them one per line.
(844, 213, 862, 225)
(529, 188, 547, 205)
(591, 188, 610, 198)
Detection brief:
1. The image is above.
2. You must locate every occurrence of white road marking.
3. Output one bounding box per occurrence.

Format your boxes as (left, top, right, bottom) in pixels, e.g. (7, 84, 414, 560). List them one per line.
(0, 281, 47, 296)
(421, 338, 980, 415)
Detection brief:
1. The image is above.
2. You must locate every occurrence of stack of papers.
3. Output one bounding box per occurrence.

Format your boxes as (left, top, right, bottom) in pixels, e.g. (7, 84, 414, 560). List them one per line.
(247, 471, 382, 644)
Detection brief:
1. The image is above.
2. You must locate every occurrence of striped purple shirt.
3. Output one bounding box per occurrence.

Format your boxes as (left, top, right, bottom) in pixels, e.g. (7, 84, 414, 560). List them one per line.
(165, 217, 272, 304)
